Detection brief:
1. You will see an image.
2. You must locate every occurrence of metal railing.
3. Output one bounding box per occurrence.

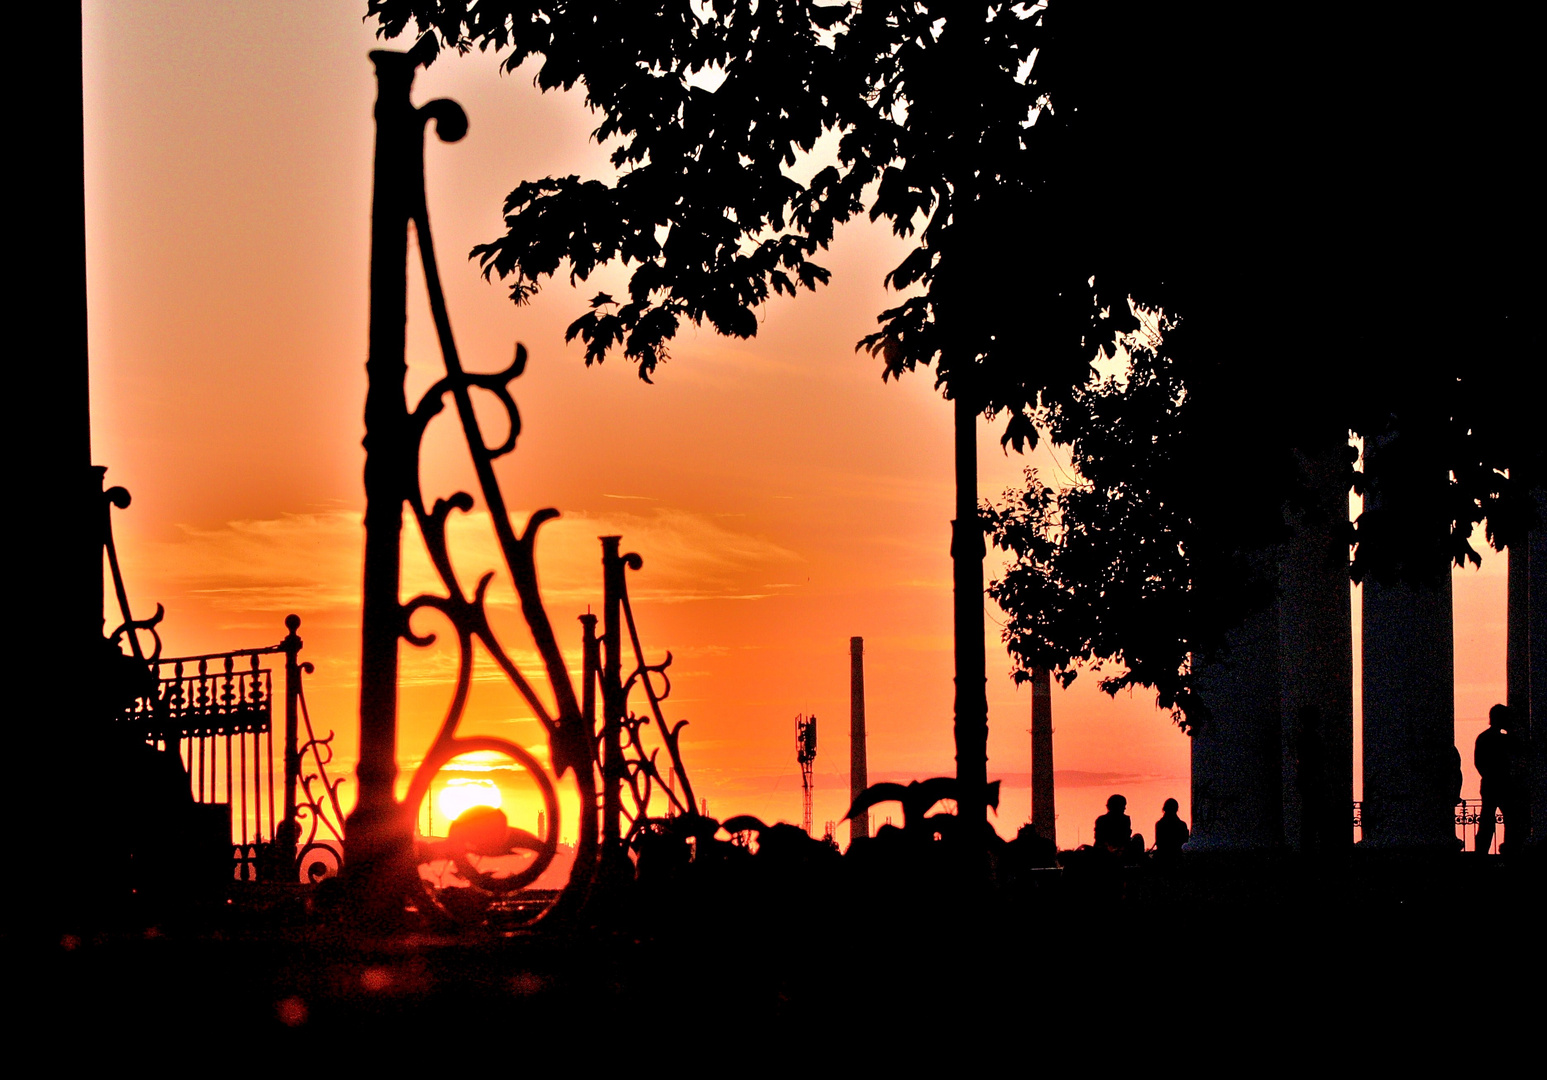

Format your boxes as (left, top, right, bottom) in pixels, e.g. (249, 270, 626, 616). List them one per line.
(1351, 799, 1504, 852)
(118, 617, 344, 881)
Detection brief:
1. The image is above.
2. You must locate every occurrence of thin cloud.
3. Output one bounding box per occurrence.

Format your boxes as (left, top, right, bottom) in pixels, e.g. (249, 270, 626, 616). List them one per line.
(130, 504, 803, 620)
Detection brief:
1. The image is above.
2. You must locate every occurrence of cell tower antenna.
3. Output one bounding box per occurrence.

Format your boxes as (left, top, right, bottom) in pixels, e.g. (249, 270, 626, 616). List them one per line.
(796, 713, 817, 836)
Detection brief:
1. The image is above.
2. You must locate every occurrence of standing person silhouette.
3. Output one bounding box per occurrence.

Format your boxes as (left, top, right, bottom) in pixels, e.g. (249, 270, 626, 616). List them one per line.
(1474, 704, 1520, 854)
(1154, 798, 1189, 858)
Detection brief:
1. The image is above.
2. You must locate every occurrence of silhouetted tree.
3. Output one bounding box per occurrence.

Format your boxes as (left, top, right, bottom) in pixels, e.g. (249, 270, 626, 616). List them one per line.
(982, 312, 1222, 725)
(367, 1, 1137, 836)
(982, 3, 1539, 726)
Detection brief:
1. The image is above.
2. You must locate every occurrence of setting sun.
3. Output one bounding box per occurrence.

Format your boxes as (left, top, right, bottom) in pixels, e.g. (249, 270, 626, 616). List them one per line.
(31, 1, 1536, 1046)
(438, 778, 502, 824)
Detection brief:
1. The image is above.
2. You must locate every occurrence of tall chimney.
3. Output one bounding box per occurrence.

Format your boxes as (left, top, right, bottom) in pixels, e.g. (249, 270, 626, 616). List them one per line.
(1031, 667, 1055, 844)
(850, 636, 869, 845)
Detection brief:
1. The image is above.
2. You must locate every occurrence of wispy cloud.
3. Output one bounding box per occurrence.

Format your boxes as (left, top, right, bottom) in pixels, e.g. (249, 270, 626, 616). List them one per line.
(134, 504, 803, 621)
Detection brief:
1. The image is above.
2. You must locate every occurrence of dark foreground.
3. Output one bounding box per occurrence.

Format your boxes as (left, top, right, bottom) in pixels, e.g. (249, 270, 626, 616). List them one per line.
(13, 852, 1543, 1063)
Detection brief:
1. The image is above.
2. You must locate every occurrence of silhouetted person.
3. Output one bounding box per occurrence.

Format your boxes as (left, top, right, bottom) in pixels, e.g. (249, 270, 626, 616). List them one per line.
(1094, 794, 1144, 860)
(1154, 798, 1189, 858)
(1475, 704, 1521, 854)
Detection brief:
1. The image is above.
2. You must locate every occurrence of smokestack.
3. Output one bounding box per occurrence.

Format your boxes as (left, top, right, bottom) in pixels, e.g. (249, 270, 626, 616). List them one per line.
(1031, 667, 1055, 844)
(850, 636, 869, 845)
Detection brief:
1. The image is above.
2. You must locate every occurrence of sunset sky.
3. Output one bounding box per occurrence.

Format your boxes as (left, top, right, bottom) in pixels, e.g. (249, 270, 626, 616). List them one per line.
(83, 2, 1508, 848)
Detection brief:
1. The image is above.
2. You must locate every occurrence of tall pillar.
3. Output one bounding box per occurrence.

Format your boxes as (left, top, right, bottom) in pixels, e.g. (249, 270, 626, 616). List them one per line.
(601, 537, 626, 851)
(849, 636, 869, 845)
(1190, 591, 1284, 850)
(344, 51, 423, 909)
(1360, 432, 1457, 850)
(1030, 668, 1055, 845)
(1278, 432, 1355, 851)
(1510, 487, 1547, 848)
(23, 0, 97, 762)
(1507, 523, 1529, 716)
(1533, 493, 1547, 850)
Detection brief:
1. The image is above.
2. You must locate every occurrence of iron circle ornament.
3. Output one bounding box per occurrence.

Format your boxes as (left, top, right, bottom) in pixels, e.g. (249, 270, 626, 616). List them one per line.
(406, 737, 562, 900)
(298, 842, 343, 884)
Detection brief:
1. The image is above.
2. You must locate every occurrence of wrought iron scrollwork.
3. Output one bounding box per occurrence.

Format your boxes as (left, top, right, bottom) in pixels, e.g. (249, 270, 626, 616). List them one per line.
(130, 654, 272, 740)
(354, 47, 713, 921)
(613, 557, 697, 843)
(103, 482, 164, 665)
(355, 47, 595, 922)
(293, 669, 347, 882)
(583, 538, 706, 879)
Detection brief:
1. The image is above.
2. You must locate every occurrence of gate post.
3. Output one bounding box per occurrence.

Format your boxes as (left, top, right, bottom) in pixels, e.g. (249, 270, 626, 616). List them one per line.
(601, 537, 626, 867)
(345, 49, 421, 911)
(281, 614, 303, 832)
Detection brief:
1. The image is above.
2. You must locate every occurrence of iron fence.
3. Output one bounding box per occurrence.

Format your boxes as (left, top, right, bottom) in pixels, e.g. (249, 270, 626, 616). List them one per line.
(118, 618, 344, 881)
(1350, 799, 1504, 852)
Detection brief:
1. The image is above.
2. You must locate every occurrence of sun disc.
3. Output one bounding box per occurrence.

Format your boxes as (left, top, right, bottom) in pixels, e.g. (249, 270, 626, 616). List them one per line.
(438, 778, 502, 823)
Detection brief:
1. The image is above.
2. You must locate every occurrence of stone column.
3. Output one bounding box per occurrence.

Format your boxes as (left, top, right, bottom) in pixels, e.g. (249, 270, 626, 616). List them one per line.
(1509, 487, 1547, 848)
(1360, 432, 1457, 850)
(1533, 495, 1547, 850)
(1190, 591, 1284, 851)
(1278, 431, 1355, 851)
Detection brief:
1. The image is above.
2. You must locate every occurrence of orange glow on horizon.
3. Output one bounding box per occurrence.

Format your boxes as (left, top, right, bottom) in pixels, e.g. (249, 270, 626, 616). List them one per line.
(83, 3, 1510, 851)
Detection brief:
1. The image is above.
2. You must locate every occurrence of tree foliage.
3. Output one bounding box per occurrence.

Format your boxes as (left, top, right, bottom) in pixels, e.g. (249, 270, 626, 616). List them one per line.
(982, 310, 1282, 727)
(368, 0, 1132, 421)
(982, 2, 1539, 724)
(372, 2, 1540, 733)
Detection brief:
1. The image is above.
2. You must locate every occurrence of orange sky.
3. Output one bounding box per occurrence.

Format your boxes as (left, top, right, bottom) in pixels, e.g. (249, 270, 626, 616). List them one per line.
(83, 2, 1508, 848)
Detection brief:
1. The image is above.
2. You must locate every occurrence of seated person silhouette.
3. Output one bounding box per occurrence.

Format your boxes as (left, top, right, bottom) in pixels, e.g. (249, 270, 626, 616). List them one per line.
(1093, 794, 1145, 860)
(1154, 797, 1189, 858)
